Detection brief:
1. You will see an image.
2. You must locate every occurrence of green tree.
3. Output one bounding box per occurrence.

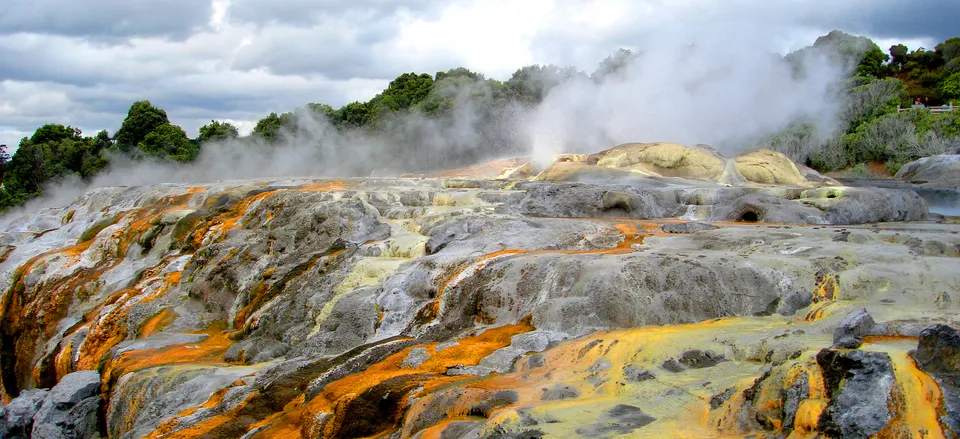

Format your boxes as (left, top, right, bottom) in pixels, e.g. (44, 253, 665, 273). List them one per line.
(138, 124, 198, 162)
(198, 120, 239, 144)
(115, 101, 170, 151)
(942, 72, 960, 100)
(253, 112, 297, 142)
(306, 103, 338, 122)
(364, 73, 435, 127)
(855, 46, 890, 78)
(507, 64, 585, 103)
(889, 44, 909, 67)
(335, 102, 372, 129)
(0, 144, 9, 183)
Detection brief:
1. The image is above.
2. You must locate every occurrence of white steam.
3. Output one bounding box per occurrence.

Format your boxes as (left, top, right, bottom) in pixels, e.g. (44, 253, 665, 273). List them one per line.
(1, 23, 852, 223)
(529, 30, 846, 165)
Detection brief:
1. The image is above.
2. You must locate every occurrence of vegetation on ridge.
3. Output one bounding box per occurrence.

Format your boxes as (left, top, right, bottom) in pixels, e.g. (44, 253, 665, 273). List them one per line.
(2, 30, 960, 213)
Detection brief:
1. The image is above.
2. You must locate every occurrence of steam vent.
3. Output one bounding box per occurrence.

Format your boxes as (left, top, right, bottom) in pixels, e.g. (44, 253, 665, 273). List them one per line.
(1, 142, 958, 438)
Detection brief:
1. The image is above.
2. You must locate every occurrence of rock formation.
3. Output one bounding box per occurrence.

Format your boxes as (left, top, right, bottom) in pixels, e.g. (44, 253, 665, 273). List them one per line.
(0, 144, 957, 438)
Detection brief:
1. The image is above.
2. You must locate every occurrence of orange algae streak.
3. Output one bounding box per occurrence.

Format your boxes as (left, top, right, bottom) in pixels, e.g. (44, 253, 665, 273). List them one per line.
(192, 189, 279, 246)
(879, 352, 946, 439)
(54, 340, 74, 381)
(251, 320, 534, 439)
(104, 323, 235, 390)
(295, 180, 348, 192)
(146, 391, 260, 439)
(139, 308, 179, 339)
(813, 272, 839, 303)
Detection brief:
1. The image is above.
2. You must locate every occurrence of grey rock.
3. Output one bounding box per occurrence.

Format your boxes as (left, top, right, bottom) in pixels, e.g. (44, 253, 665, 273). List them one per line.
(661, 222, 719, 233)
(401, 347, 431, 369)
(439, 421, 484, 439)
(816, 349, 894, 439)
(31, 371, 103, 439)
(623, 366, 656, 383)
(0, 388, 48, 439)
(800, 187, 929, 224)
(576, 404, 656, 436)
(470, 390, 519, 417)
(782, 374, 809, 431)
(224, 336, 290, 364)
(541, 385, 580, 401)
(776, 290, 813, 316)
(832, 308, 877, 349)
(588, 359, 612, 372)
(478, 347, 527, 373)
(677, 349, 727, 368)
(446, 365, 496, 377)
(713, 192, 824, 224)
(914, 324, 960, 374)
(913, 324, 960, 432)
(662, 359, 687, 373)
(114, 333, 208, 355)
(515, 183, 680, 219)
(526, 354, 546, 369)
(510, 332, 553, 352)
(896, 154, 960, 184)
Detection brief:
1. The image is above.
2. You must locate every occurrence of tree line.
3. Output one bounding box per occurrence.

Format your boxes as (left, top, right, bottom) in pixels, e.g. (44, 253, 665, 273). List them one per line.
(2, 30, 959, 212)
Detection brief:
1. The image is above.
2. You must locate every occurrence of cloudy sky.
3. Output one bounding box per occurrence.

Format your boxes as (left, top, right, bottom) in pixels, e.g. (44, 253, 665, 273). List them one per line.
(0, 0, 955, 152)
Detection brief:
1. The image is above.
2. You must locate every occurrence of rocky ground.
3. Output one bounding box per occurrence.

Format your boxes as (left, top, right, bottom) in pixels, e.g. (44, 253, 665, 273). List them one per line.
(0, 144, 958, 438)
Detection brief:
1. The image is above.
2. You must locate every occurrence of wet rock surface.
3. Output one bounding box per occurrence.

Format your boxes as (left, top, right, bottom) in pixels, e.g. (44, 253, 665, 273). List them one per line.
(0, 149, 957, 438)
(816, 349, 895, 439)
(11, 371, 104, 439)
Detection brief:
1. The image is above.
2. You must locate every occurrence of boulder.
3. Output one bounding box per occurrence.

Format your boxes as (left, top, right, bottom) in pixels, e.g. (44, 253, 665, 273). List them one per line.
(0, 389, 48, 439)
(31, 370, 103, 439)
(800, 187, 929, 223)
(734, 149, 808, 185)
(914, 324, 960, 373)
(832, 308, 877, 349)
(895, 154, 960, 185)
(912, 324, 960, 432)
(590, 142, 727, 181)
(816, 349, 894, 439)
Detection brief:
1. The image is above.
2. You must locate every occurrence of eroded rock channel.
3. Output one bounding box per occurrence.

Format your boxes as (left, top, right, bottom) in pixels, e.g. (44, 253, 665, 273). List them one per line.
(1, 144, 958, 438)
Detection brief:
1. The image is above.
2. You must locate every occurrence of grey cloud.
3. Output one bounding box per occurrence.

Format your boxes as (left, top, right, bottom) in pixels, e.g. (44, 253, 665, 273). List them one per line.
(811, 0, 960, 46)
(229, 25, 397, 79)
(0, 0, 212, 39)
(226, 0, 438, 27)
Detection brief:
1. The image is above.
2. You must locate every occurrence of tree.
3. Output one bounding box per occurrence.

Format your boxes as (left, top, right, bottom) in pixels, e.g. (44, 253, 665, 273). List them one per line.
(942, 73, 960, 101)
(198, 120, 239, 144)
(335, 102, 372, 129)
(253, 112, 297, 142)
(435, 67, 485, 82)
(116, 101, 170, 152)
(855, 46, 890, 78)
(507, 64, 585, 103)
(138, 124, 198, 162)
(889, 44, 909, 67)
(592, 48, 638, 80)
(0, 144, 9, 183)
(364, 73, 435, 127)
(306, 103, 338, 122)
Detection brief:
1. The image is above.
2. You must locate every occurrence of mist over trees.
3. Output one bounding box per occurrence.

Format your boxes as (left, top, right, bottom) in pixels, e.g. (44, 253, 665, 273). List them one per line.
(2, 30, 960, 213)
